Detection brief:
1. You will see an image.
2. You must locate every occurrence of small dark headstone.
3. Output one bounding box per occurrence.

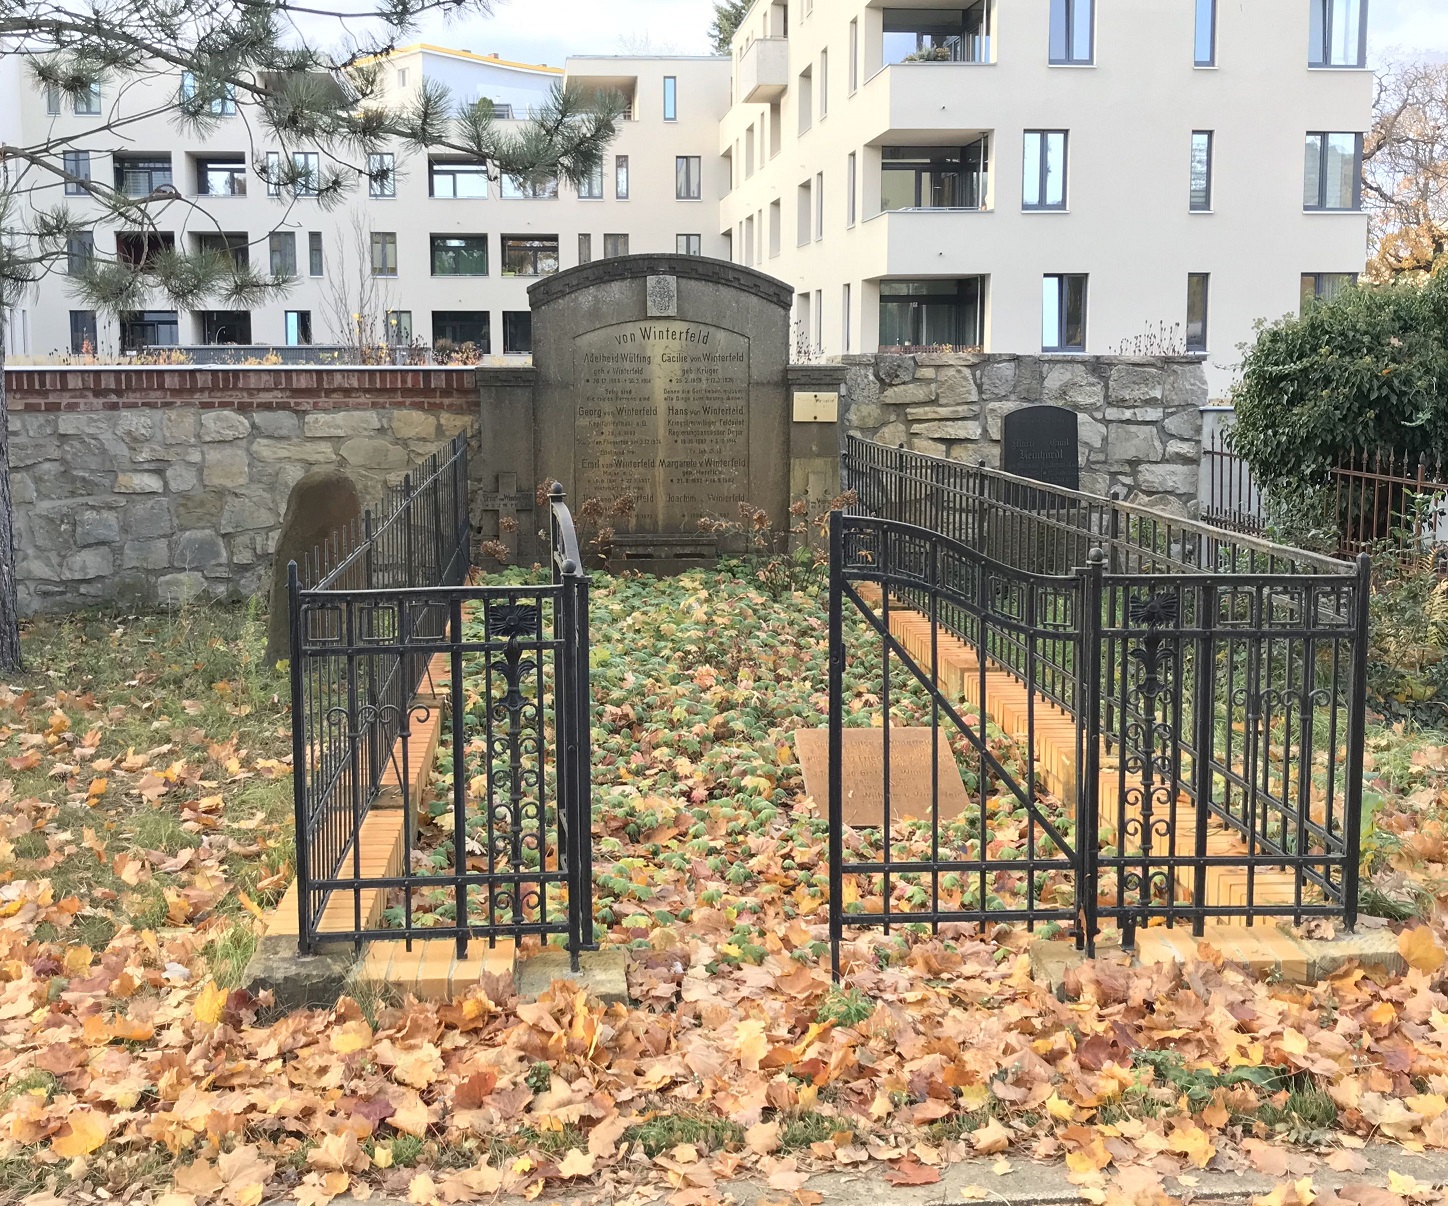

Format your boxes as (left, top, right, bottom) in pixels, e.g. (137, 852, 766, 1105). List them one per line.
(264, 469, 363, 664)
(1002, 405, 1080, 491)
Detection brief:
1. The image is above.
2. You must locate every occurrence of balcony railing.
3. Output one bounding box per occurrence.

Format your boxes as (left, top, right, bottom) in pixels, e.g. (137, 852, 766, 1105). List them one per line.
(738, 37, 789, 103)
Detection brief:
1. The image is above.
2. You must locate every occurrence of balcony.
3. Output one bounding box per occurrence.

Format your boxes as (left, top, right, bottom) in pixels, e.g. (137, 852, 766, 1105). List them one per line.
(738, 37, 789, 102)
(859, 62, 999, 143)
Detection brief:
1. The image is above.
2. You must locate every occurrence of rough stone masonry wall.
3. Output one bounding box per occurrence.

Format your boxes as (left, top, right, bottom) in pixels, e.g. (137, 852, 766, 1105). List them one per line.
(839, 353, 1208, 512)
(5, 368, 479, 614)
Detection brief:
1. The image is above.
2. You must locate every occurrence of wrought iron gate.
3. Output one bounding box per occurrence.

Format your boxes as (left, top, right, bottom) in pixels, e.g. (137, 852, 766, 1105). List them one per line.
(828, 438, 1369, 969)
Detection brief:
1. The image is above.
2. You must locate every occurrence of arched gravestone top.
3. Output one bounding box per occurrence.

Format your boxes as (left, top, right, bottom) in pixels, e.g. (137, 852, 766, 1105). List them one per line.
(1002, 405, 1080, 492)
(264, 469, 363, 664)
(526, 254, 793, 562)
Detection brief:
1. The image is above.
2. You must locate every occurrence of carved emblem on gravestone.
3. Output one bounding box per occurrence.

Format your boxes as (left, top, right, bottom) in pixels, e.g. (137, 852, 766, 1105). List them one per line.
(1002, 405, 1080, 491)
(645, 275, 678, 317)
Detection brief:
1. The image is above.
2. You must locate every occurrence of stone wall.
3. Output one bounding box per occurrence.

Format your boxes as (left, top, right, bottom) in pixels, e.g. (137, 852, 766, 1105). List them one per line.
(839, 353, 1208, 511)
(4, 367, 479, 613)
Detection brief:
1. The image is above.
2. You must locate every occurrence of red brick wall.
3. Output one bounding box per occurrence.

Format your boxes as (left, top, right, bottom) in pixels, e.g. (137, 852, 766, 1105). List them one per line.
(2, 367, 479, 412)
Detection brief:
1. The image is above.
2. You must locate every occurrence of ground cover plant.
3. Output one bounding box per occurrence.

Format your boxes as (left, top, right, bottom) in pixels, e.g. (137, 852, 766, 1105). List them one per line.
(1, 574, 1448, 1205)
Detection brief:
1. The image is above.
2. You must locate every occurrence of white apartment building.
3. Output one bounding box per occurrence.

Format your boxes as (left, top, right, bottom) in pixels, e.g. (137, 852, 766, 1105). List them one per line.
(2, 47, 730, 361)
(718, 0, 1374, 395)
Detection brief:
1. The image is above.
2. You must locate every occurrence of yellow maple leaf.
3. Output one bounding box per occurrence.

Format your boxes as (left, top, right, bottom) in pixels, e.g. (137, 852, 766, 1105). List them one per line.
(1400, 926, 1446, 974)
(556, 1149, 595, 1178)
(1064, 1134, 1110, 1175)
(194, 980, 227, 1026)
(329, 1019, 373, 1055)
(971, 1119, 1010, 1155)
(52, 1108, 109, 1158)
(1045, 1093, 1076, 1121)
(372, 1144, 394, 1170)
(406, 1174, 437, 1206)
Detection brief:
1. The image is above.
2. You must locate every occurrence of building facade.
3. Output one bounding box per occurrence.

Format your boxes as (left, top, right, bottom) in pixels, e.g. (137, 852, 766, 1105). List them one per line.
(718, 0, 1373, 395)
(4, 0, 1374, 399)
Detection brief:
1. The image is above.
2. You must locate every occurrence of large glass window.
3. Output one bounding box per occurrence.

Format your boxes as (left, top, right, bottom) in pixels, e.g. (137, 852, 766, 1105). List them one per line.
(1190, 131, 1213, 210)
(196, 156, 245, 196)
(429, 158, 487, 198)
(66, 233, 94, 276)
(1300, 271, 1357, 309)
(62, 151, 90, 196)
(370, 231, 397, 276)
(285, 311, 312, 346)
(849, 18, 859, 90)
(578, 233, 592, 264)
(882, 139, 989, 210)
(199, 311, 251, 344)
(1186, 274, 1209, 352)
(387, 311, 412, 344)
(116, 231, 173, 266)
(1048, 0, 1093, 63)
(579, 164, 603, 199)
(663, 76, 677, 121)
(677, 234, 702, 255)
(114, 155, 173, 197)
(1022, 131, 1067, 209)
(676, 156, 702, 200)
(369, 152, 395, 198)
(196, 231, 248, 270)
(1310, 0, 1366, 68)
(69, 311, 97, 355)
(503, 310, 532, 354)
(1042, 274, 1088, 351)
(433, 311, 489, 351)
(74, 83, 101, 115)
(501, 173, 558, 199)
(603, 233, 630, 257)
(879, 278, 985, 349)
(883, 4, 992, 64)
(292, 151, 320, 196)
(270, 231, 297, 275)
(847, 151, 857, 225)
(430, 234, 488, 276)
(615, 155, 630, 199)
(1194, 0, 1216, 65)
(119, 310, 178, 351)
(265, 151, 280, 197)
(308, 231, 323, 276)
(501, 236, 559, 276)
(180, 72, 236, 115)
(1304, 132, 1362, 210)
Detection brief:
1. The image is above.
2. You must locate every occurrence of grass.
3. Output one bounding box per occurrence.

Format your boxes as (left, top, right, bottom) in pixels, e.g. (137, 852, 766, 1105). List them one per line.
(622, 1111, 745, 1158)
(816, 986, 874, 1027)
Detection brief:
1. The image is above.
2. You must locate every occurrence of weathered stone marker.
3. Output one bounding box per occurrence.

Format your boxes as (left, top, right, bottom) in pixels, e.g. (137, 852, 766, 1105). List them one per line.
(794, 727, 971, 827)
(264, 469, 362, 663)
(1002, 405, 1080, 491)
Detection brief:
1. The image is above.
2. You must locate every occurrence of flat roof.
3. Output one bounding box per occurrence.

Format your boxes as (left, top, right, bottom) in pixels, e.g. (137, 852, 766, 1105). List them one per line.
(364, 43, 563, 74)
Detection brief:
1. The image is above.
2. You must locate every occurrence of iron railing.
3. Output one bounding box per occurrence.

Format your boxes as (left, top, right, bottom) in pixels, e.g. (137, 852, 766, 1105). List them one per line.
(831, 437, 1369, 963)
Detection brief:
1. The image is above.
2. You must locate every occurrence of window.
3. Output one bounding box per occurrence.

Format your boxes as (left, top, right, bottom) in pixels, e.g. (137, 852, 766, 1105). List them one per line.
(199, 311, 251, 344)
(1186, 274, 1209, 352)
(880, 278, 985, 348)
(745, 126, 756, 178)
(284, 311, 313, 346)
(396, 68, 409, 89)
(503, 310, 533, 354)
(45, 84, 60, 116)
(579, 164, 604, 199)
(1300, 272, 1357, 309)
(797, 293, 812, 346)
(66, 233, 94, 275)
(370, 232, 397, 276)
(386, 311, 412, 344)
(502, 236, 559, 276)
(1022, 131, 1067, 209)
(62, 151, 89, 196)
(433, 311, 489, 351)
(196, 231, 248, 269)
(849, 18, 859, 91)
(270, 231, 297, 275)
(883, 140, 989, 210)
(116, 232, 173, 266)
(266, 150, 280, 197)
(1194, 0, 1216, 65)
(491, 103, 515, 119)
(429, 157, 487, 198)
(119, 311, 178, 351)
(1042, 274, 1088, 351)
(1190, 131, 1213, 210)
(797, 179, 812, 245)
(815, 171, 824, 238)
(677, 234, 702, 255)
(114, 155, 173, 198)
(1048, 0, 1093, 64)
(663, 76, 677, 121)
(578, 233, 592, 264)
(842, 283, 851, 352)
(197, 156, 245, 196)
(884, 3, 993, 64)
(820, 49, 829, 117)
(74, 83, 101, 115)
(847, 151, 857, 225)
(615, 155, 630, 199)
(308, 231, 323, 276)
(744, 214, 755, 263)
(798, 66, 813, 134)
(675, 156, 702, 200)
(430, 234, 488, 276)
(1310, 0, 1366, 68)
(501, 173, 558, 199)
(69, 311, 97, 355)
(1304, 132, 1363, 210)
(180, 72, 236, 115)
(814, 288, 823, 346)
(769, 200, 782, 256)
(603, 233, 630, 258)
(369, 152, 396, 198)
(770, 102, 782, 156)
(292, 151, 320, 196)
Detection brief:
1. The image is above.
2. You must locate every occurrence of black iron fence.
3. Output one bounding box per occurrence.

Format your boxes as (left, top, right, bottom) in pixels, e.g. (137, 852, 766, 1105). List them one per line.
(288, 442, 595, 962)
(831, 437, 1369, 963)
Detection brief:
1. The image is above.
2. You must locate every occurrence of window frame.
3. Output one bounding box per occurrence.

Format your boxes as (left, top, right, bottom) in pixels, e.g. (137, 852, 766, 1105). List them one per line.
(197, 156, 246, 197)
(1048, 0, 1094, 65)
(1194, 0, 1217, 66)
(1190, 130, 1214, 211)
(114, 154, 174, 198)
(847, 151, 857, 226)
(503, 310, 533, 354)
(428, 157, 488, 199)
(74, 83, 101, 115)
(578, 233, 592, 264)
(676, 234, 702, 255)
(663, 75, 677, 121)
(1022, 130, 1068, 210)
(1303, 131, 1363, 211)
(292, 151, 320, 197)
(849, 18, 859, 92)
(285, 310, 313, 346)
(501, 173, 559, 199)
(501, 235, 560, 277)
(883, 141, 990, 211)
(1300, 271, 1358, 309)
(69, 310, 98, 355)
(369, 152, 396, 198)
(370, 231, 398, 277)
(579, 163, 604, 199)
(615, 155, 630, 199)
(429, 233, 489, 277)
(1309, 0, 1367, 68)
(269, 230, 298, 276)
(1042, 273, 1088, 352)
(1186, 273, 1209, 352)
(308, 232, 324, 277)
(62, 150, 90, 197)
(602, 233, 630, 258)
(66, 232, 95, 276)
(675, 155, 702, 200)
(431, 310, 490, 352)
(879, 278, 987, 350)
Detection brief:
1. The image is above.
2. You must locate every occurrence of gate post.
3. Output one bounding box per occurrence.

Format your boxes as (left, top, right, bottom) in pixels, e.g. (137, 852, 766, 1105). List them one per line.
(1342, 552, 1371, 931)
(1076, 548, 1105, 955)
(288, 561, 312, 954)
(827, 510, 845, 977)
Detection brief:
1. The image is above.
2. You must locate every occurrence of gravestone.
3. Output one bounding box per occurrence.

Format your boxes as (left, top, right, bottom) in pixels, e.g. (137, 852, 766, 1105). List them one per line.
(264, 469, 362, 663)
(1002, 405, 1080, 491)
(525, 255, 793, 567)
(793, 728, 971, 827)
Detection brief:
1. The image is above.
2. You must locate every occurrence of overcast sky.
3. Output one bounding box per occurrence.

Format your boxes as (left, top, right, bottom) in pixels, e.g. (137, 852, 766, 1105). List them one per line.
(404, 0, 1448, 67)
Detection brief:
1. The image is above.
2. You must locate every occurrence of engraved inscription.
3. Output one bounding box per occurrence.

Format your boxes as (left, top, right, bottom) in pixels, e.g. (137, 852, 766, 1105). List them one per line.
(575, 321, 750, 532)
(1002, 405, 1080, 491)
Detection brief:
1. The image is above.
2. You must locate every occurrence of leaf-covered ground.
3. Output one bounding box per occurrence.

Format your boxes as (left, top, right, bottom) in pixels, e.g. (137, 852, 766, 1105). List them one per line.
(2, 575, 1448, 1206)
